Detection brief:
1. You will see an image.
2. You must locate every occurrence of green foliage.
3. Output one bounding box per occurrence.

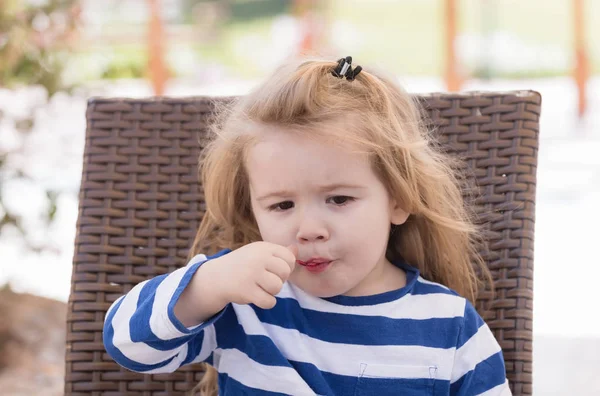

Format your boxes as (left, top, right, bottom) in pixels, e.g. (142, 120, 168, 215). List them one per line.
(227, 0, 292, 23)
(101, 58, 146, 80)
(181, 0, 292, 24)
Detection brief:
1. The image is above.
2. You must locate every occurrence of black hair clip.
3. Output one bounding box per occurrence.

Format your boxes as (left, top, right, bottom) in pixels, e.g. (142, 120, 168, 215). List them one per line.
(331, 56, 362, 81)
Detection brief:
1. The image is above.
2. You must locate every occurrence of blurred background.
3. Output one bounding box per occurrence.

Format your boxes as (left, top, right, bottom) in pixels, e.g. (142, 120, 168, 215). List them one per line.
(0, 0, 598, 394)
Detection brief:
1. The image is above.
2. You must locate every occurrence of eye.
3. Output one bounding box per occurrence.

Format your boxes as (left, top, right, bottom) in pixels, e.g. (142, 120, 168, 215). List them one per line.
(269, 201, 294, 211)
(327, 196, 354, 206)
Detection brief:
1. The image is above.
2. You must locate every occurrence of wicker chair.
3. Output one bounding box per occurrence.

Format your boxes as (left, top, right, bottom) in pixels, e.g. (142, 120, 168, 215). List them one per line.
(66, 91, 540, 395)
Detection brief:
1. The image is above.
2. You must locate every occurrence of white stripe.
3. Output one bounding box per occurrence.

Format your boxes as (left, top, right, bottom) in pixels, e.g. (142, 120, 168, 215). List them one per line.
(476, 379, 512, 396)
(111, 280, 185, 365)
(105, 295, 125, 320)
(233, 304, 455, 380)
(360, 363, 439, 379)
(277, 283, 465, 320)
(215, 348, 316, 395)
(451, 323, 502, 382)
(149, 256, 208, 339)
(189, 254, 208, 265)
(192, 324, 218, 364)
(141, 344, 189, 374)
(417, 276, 450, 290)
(149, 265, 188, 339)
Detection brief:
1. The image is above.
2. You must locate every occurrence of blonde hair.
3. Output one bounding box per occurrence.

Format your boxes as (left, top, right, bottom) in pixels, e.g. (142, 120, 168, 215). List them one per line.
(188, 57, 492, 396)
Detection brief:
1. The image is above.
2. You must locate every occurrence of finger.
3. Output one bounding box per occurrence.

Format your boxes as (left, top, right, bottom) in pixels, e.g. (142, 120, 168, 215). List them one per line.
(251, 287, 277, 310)
(271, 244, 297, 271)
(256, 271, 284, 296)
(286, 244, 298, 259)
(265, 256, 292, 281)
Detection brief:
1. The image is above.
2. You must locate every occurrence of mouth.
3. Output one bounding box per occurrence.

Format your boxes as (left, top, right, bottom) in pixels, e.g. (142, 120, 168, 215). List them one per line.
(297, 258, 333, 273)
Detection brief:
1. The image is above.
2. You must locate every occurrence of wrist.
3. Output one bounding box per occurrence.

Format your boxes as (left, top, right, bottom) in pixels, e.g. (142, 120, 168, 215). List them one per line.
(174, 257, 230, 327)
(193, 257, 231, 310)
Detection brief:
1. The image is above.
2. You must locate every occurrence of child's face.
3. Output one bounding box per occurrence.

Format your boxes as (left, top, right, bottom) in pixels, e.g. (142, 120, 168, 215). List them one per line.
(246, 128, 409, 298)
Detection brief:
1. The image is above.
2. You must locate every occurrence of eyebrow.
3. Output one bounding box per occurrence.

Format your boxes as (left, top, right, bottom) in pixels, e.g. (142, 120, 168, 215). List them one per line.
(255, 183, 366, 202)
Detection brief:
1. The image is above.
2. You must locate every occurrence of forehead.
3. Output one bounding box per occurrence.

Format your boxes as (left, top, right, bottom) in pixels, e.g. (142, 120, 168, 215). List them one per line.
(245, 129, 375, 190)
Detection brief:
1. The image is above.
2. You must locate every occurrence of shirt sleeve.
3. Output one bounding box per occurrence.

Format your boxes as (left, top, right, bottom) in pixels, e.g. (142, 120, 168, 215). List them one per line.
(102, 249, 231, 374)
(450, 299, 513, 396)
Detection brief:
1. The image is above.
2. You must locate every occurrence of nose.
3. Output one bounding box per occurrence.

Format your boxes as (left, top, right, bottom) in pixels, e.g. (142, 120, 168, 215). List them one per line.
(296, 213, 330, 243)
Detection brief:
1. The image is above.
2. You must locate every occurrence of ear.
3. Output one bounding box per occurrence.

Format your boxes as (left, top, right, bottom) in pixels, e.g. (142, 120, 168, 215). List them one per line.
(390, 199, 410, 225)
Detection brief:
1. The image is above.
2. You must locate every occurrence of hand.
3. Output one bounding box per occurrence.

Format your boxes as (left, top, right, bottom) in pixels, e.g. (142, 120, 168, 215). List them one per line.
(204, 241, 297, 309)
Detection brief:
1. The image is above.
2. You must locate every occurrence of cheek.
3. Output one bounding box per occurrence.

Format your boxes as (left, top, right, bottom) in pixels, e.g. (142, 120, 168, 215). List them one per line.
(346, 201, 392, 240)
(252, 211, 269, 238)
(253, 211, 287, 243)
(349, 199, 389, 226)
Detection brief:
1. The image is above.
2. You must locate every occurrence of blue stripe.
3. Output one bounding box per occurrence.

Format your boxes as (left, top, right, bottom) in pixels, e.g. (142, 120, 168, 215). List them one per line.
(207, 249, 232, 259)
(411, 280, 460, 297)
(254, 297, 463, 348)
(457, 301, 485, 349)
(177, 307, 236, 366)
(128, 263, 221, 351)
(167, 261, 207, 334)
(291, 365, 451, 396)
(129, 273, 194, 351)
(214, 308, 293, 368)
(103, 296, 177, 372)
(205, 354, 214, 366)
(288, 360, 345, 395)
(217, 374, 289, 396)
(182, 327, 212, 366)
(354, 375, 438, 396)
(450, 351, 506, 395)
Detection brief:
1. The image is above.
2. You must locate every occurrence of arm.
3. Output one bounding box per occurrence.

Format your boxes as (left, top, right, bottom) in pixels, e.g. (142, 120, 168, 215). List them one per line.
(450, 301, 512, 396)
(102, 250, 231, 374)
(102, 242, 296, 375)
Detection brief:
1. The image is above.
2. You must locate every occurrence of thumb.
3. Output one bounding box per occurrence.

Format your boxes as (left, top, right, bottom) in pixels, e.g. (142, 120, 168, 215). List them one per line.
(286, 244, 298, 260)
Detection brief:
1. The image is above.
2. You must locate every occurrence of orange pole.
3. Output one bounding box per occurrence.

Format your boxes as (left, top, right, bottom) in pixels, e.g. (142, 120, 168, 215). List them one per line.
(147, 0, 167, 96)
(293, 0, 317, 55)
(444, 0, 461, 91)
(574, 0, 588, 117)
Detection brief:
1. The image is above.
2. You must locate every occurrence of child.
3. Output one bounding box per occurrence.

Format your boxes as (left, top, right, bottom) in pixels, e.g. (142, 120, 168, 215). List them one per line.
(103, 56, 511, 396)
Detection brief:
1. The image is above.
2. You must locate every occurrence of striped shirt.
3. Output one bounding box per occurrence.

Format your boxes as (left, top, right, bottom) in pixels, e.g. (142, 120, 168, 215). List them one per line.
(103, 249, 511, 395)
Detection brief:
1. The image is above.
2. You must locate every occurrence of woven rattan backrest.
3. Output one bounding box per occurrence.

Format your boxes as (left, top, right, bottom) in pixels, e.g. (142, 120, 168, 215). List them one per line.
(66, 91, 540, 395)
